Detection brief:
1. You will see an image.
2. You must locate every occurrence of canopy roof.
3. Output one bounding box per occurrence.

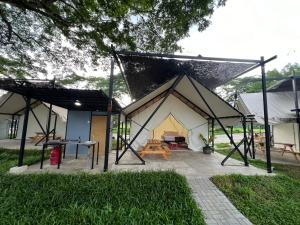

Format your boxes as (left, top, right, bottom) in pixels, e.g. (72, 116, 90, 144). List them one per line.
(0, 79, 121, 112)
(268, 77, 300, 92)
(0, 92, 68, 121)
(116, 51, 258, 99)
(123, 75, 243, 125)
(237, 92, 298, 124)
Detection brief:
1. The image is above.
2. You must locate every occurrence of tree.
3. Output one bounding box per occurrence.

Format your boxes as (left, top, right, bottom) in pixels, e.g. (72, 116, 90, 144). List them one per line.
(59, 73, 129, 99)
(220, 63, 300, 102)
(0, 0, 226, 79)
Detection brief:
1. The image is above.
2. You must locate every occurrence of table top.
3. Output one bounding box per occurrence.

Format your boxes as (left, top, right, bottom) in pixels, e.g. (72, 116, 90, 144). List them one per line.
(44, 140, 96, 146)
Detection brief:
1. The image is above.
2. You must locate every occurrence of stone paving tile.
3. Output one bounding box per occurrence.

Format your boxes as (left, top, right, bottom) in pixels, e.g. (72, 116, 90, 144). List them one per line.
(188, 177, 252, 225)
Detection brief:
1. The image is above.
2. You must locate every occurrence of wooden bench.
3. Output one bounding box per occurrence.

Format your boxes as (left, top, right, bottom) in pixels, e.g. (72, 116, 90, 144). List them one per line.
(275, 142, 299, 161)
(139, 139, 170, 160)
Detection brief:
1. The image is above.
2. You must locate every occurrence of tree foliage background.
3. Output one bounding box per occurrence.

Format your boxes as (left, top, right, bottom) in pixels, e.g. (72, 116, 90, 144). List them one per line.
(219, 63, 300, 102)
(0, 0, 226, 81)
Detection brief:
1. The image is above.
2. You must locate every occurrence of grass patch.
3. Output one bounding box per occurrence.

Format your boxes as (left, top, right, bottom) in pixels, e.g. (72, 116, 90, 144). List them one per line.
(0, 171, 205, 225)
(0, 148, 47, 174)
(211, 175, 300, 225)
(214, 127, 263, 135)
(213, 145, 300, 225)
(214, 146, 300, 179)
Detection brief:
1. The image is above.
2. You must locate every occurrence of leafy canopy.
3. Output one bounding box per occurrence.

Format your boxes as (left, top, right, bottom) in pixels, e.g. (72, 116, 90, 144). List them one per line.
(220, 63, 300, 102)
(0, 0, 226, 79)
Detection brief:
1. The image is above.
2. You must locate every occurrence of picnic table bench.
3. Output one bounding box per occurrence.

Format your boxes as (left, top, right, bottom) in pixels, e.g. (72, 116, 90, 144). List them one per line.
(139, 140, 170, 160)
(275, 142, 299, 161)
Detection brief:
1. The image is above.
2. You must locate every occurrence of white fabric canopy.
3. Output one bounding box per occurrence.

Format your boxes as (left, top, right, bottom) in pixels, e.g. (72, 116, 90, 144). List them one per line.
(0, 92, 67, 122)
(129, 94, 208, 151)
(238, 92, 298, 124)
(123, 75, 244, 151)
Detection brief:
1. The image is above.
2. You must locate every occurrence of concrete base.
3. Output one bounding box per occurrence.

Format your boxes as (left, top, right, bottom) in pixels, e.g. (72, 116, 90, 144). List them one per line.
(9, 165, 28, 174)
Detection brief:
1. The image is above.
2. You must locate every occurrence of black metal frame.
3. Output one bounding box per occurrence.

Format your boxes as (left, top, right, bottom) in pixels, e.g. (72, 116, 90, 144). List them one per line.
(260, 57, 272, 173)
(18, 96, 30, 167)
(292, 71, 300, 155)
(186, 75, 248, 166)
(115, 75, 184, 164)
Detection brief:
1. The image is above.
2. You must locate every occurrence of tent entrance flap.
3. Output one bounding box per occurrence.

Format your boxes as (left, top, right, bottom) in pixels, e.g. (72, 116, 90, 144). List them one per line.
(152, 114, 188, 141)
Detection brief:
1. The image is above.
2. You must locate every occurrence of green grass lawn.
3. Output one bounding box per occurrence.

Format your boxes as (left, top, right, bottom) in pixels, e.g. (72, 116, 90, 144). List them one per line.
(214, 127, 264, 135)
(213, 145, 300, 225)
(0, 149, 205, 225)
(0, 148, 48, 174)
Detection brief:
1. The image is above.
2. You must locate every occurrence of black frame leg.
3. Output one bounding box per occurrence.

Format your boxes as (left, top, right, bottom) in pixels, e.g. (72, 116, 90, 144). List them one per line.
(75, 144, 79, 159)
(40, 144, 46, 169)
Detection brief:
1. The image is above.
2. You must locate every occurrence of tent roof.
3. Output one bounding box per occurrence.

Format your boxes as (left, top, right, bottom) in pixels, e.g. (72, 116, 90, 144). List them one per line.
(238, 92, 298, 124)
(268, 77, 300, 92)
(116, 51, 258, 99)
(0, 79, 121, 112)
(0, 92, 68, 121)
(123, 75, 243, 124)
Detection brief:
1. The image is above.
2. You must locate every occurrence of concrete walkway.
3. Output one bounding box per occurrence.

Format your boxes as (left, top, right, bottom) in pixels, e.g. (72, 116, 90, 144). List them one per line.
(108, 151, 268, 225)
(189, 178, 252, 225)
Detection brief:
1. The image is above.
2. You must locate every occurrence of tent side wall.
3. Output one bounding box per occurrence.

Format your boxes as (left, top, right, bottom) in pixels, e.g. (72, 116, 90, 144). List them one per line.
(16, 104, 66, 139)
(273, 123, 300, 152)
(0, 119, 10, 139)
(129, 94, 208, 151)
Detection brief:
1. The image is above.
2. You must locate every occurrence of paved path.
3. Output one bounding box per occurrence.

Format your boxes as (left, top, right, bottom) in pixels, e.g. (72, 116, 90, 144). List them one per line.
(188, 178, 252, 225)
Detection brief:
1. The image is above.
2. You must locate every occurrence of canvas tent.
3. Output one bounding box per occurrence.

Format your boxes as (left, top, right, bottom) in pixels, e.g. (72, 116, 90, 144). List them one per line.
(114, 51, 276, 172)
(0, 115, 10, 139)
(238, 92, 300, 152)
(152, 114, 188, 141)
(0, 92, 67, 141)
(122, 75, 244, 152)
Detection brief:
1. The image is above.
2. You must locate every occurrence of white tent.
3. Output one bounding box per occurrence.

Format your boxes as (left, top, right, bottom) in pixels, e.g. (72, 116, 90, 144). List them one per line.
(238, 92, 297, 124)
(123, 75, 243, 151)
(238, 92, 300, 152)
(0, 92, 67, 140)
(0, 115, 10, 139)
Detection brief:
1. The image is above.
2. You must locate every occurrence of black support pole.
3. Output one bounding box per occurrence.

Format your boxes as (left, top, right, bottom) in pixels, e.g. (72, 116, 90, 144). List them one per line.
(250, 118, 255, 159)
(261, 56, 272, 173)
(124, 117, 127, 146)
(13, 118, 18, 138)
(18, 96, 31, 167)
(45, 104, 52, 142)
(186, 75, 248, 166)
(292, 70, 300, 153)
(116, 75, 184, 163)
(120, 121, 124, 150)
(115, 113, 121, 163)
(103, 56, 114, 172)
(46, 79, 55, 143)
(53, 114, 57, 140)
(242, 117, 249, 165)
(10, 115, 15, 139)
(212, 119, 215, 149)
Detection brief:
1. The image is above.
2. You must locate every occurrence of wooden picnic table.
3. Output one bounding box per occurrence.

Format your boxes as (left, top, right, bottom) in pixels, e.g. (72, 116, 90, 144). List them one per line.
(275, 142, 299, 161)
(139, 140, 170, 160)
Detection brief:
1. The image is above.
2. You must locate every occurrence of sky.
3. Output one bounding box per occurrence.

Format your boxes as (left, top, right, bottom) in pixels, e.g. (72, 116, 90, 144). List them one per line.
(119, 0, 300, 105)
(179, 0, 300, 76)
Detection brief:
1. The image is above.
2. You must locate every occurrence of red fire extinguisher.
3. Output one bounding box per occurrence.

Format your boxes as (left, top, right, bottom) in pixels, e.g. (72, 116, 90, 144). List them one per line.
(50, 146, 60, 165)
